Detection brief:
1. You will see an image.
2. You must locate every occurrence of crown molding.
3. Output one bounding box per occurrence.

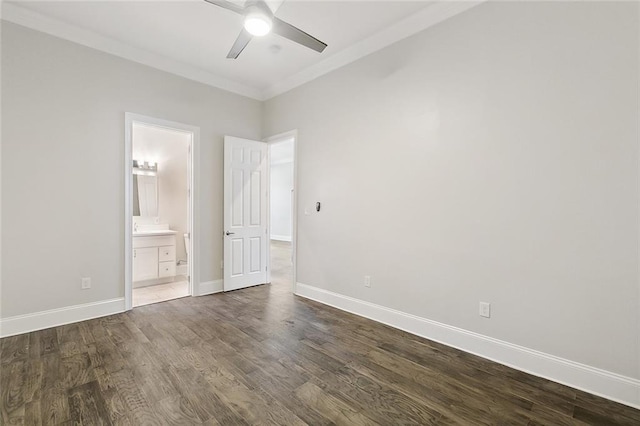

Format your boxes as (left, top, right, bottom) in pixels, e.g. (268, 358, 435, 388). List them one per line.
(260, 0, 485, 100)
(1, 1, 484, 102)
(1, 2, 264, 100)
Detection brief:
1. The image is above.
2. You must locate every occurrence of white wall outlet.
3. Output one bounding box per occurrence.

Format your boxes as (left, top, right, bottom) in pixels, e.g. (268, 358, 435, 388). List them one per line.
(364, 275, 371, 288)
(81, 277, 92, 290)
(479, 301, 491, 318)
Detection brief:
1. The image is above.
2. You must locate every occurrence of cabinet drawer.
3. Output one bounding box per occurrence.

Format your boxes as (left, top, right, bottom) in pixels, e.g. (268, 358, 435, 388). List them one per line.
(158, 261, 176, 278)
(159, 245, 176, 262)
(133, 235, 175, 248)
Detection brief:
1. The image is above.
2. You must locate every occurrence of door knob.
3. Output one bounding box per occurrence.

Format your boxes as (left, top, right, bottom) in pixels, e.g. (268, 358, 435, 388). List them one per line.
(225, 231, 235, 236)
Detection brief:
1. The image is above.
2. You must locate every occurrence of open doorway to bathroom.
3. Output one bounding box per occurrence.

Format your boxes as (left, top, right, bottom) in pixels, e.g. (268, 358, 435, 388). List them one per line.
(125, 114, 200, 309)
(266, 132, 297, 293)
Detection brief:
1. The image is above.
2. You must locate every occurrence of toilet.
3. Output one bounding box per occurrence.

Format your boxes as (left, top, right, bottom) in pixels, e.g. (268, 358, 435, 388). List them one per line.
(177, 233, 189, 276)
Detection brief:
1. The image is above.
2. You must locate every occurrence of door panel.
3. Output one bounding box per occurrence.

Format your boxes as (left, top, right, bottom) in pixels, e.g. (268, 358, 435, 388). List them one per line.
(231, 239, 243, 276)
(249, 237, 261, 272)
(232, 169, 244, 226)
(224, 136, 268, 291)
(250, 170, 262, 225)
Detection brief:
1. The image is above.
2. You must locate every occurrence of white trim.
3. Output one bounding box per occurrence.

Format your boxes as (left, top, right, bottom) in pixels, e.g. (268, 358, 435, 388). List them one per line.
(1, 3, 262, 100)
(132, 276, 175, 289)
(265, 130, 298, 293)
(261, 1, 485, 99)
(295, 283, 640, 410)
(0, 298, 125, 338)
(266, 142, 272, 285)
(637, 0, 640, 397)
(270, 234, 292, 242)
(125, 115, 134, 310)
(0, 3, 3, 323)
(1, 1, 484, 102)
(196, 280, 224, 296)
(125, 113, 200, 310)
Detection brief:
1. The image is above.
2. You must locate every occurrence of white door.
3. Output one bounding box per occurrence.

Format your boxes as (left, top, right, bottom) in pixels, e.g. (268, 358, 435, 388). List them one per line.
(223, 136, 268, 291)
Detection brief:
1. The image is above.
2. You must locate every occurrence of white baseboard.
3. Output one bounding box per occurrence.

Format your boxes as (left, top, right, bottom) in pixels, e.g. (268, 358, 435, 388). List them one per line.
(0, 298, 125, 338)
(196, 279, 223, 296)
(295, 283, 640, 410)
(270, 235, 292, 242)
(133, 276, 174, 288)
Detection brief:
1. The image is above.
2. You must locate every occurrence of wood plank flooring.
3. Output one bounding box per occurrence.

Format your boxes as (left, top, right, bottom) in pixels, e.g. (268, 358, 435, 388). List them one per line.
(2, 241, 639, 425)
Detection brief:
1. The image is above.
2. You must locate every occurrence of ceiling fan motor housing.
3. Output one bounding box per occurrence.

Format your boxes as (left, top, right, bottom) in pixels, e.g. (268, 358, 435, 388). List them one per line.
(244, 3, 273, 36)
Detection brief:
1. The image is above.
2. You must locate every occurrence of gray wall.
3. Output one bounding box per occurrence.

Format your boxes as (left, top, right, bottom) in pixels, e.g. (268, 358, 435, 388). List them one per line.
(1, 22, 261, 317)
(263, 2, 639, 378)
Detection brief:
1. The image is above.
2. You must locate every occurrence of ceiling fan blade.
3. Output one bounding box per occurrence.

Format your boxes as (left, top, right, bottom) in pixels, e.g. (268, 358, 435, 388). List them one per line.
(203, 0, 244, 15)
(227, 29, 253, 59)
(272, 17, 327, 53)
(255, 0, 278, 15)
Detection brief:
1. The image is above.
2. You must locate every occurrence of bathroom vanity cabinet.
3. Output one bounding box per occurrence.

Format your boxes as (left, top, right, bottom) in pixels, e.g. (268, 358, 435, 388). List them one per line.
(133, 234, 176, 284)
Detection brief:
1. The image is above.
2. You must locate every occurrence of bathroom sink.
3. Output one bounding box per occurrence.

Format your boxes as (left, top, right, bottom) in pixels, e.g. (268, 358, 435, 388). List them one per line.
(133, 229, 177, 237)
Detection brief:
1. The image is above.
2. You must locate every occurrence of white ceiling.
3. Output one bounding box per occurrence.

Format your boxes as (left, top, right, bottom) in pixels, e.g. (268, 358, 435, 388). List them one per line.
(3, 0, 480, 99)
(133, 123, 191, 166)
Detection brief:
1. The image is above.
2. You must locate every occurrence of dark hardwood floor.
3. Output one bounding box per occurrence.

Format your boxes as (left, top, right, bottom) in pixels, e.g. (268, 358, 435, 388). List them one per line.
(2, 241, 639, 425)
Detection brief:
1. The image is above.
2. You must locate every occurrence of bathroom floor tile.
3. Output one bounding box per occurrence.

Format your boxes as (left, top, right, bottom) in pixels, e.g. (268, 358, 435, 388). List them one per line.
(133, 280, 189, 307)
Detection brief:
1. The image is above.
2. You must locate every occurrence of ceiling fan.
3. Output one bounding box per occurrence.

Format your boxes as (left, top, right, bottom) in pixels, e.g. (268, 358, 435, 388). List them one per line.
(204, 0, 328, 59)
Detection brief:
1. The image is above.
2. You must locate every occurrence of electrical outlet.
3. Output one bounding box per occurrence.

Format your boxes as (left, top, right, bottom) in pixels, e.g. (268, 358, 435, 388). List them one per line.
(479, 301, 491, 318)
(81, 277, 91, 290)
(364, 275, 371, 288)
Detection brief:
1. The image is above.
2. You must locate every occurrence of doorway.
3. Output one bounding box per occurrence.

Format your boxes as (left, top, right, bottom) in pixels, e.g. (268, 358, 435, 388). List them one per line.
(124, 114, 200, 310)
(266, 131, 297, 293)
(221, 132, 297, 293)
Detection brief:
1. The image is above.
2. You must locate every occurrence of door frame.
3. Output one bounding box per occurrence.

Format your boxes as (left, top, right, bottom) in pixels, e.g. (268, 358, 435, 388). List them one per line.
(264, 130, 298, 293)
(124, 113, 200, 310)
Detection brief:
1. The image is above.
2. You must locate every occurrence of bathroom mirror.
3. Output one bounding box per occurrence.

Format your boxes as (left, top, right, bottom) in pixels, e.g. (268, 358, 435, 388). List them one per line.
(133, 163, 158, 217)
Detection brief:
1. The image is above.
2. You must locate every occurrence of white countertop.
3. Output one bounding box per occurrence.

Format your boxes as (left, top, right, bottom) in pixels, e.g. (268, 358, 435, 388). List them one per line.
(133, 229, 177, 237)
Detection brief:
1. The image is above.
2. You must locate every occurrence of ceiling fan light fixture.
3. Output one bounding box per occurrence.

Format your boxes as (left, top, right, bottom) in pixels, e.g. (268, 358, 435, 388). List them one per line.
(244, 12, 272, 36)
(204, 0, 327, 59)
